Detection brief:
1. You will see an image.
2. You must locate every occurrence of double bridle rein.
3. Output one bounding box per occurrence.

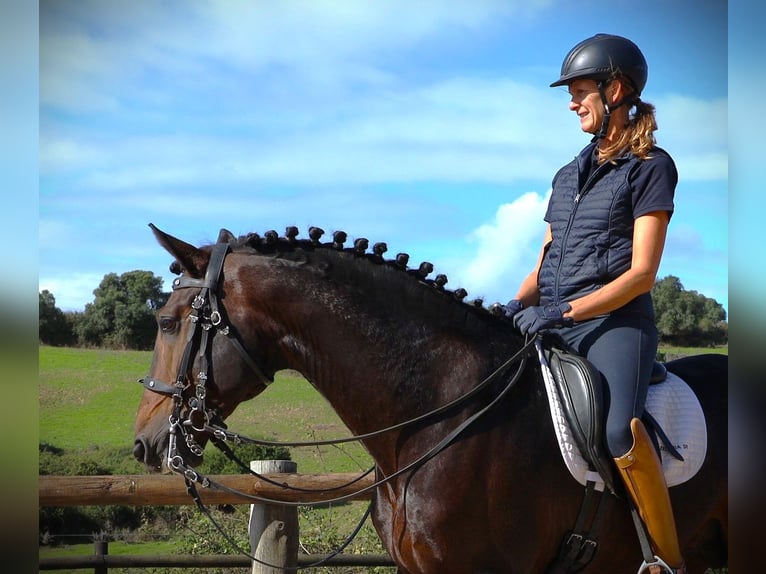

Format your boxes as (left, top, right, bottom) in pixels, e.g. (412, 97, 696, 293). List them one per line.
(138, 238, 535, 569)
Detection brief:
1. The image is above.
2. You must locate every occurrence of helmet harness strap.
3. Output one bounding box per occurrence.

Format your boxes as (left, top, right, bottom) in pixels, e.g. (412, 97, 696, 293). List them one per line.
(594, 77, 639, 140)
(595, 80, 612, 140)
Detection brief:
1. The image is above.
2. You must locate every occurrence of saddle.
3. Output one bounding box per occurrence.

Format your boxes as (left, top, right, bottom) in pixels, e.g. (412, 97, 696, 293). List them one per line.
(536, 336, 707, 573)
(538, 334, 679, 495)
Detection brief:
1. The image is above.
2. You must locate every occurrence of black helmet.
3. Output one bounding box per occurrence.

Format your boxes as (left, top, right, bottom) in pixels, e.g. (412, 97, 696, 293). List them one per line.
(550, 34, 648, 95)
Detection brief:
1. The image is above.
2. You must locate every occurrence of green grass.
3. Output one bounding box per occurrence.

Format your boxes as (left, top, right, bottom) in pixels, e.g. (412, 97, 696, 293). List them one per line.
(39, 346, 371, 474)
(39, 347, 153, 450)
(222, 374, 373, 474)
(39, 540, 201, 574)
(40, 539, 178, 557)
(659, 344, 728, 357)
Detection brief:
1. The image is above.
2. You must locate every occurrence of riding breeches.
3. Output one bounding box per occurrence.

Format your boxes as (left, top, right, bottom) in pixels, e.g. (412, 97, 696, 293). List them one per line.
(550, 311, 659, 457)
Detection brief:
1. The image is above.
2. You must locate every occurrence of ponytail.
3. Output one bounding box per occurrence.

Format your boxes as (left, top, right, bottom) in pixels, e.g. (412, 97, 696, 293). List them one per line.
(597, 96, 658, 164)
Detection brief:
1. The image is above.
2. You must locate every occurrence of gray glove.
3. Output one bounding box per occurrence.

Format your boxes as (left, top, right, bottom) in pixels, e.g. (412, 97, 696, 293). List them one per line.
(513, 302, 573, 335)
(502, 299, 524, 320)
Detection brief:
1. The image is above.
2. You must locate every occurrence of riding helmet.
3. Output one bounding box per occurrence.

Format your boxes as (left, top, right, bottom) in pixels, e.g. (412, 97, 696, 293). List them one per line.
(550, 34, 648, 95)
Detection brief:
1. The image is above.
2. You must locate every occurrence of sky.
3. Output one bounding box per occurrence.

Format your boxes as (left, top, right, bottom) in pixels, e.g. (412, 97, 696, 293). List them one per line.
(38, 0, 728, 317)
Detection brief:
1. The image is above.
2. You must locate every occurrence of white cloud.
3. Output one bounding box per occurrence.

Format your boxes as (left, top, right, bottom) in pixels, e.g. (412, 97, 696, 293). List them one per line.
(41, 0, 554, 114)
(39, 273, 104, 312)
(451, 190, 550, 301)
(39, 137, 107, 172)
(41, 76, 576, 190)
(200, 0, 552, 71)
(40, 3, 725, 192)
(673, 152, 728, 182)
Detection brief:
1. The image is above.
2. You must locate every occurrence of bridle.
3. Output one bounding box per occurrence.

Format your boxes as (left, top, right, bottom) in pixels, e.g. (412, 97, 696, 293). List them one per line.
(138, 242, 272, 475)
(137, 237, 536, 569)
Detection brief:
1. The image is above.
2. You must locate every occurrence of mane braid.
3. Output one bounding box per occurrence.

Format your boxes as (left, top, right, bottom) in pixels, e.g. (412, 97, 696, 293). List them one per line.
(218, 226, 506, 324)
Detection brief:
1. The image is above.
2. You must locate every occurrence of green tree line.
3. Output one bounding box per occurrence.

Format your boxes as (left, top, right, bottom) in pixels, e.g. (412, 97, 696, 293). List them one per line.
(39, 272, 727, 350)
(39, 270, 168, 350)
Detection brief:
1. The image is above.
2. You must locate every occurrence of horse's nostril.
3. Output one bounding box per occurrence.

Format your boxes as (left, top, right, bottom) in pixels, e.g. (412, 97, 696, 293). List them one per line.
(133, 439, 147, 462)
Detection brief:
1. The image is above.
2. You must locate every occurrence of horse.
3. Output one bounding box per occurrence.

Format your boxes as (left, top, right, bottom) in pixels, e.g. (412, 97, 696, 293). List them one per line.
(133, 224, 728, 574)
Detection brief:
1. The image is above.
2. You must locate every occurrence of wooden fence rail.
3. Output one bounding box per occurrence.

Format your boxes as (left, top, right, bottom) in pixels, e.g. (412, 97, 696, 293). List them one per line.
(39, 471, 375, 506)
(39, 469, 392, 573)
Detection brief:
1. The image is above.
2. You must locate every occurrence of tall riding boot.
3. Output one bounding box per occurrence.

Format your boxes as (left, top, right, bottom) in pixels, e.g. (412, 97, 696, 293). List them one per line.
(614, 418, 686, 574)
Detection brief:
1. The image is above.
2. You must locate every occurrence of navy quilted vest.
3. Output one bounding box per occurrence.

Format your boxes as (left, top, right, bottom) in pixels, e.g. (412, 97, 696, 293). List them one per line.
(539, 143, 644, 308)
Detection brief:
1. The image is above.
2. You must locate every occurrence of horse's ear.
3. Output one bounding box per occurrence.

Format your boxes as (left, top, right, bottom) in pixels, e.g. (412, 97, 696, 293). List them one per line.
(148, 223, 209, 278)
(217, 228, 236, 244)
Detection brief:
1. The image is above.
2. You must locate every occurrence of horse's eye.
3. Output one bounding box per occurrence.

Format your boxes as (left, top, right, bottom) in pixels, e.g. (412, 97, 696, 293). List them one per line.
(159, 316, 178, 333)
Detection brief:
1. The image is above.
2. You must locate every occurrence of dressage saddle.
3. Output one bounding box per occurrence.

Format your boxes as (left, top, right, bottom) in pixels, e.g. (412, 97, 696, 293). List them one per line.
(540, 334, 669, 495)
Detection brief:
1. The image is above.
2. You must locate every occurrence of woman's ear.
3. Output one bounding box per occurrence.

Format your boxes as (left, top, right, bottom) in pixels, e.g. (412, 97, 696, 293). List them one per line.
(607, 79, 625, 105)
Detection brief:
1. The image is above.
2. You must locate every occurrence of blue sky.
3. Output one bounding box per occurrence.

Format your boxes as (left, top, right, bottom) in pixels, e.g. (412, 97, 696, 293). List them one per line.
(38, 0, 728, 317)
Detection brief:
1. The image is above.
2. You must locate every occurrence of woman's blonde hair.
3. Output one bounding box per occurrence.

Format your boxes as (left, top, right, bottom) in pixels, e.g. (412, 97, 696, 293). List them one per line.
(597, 76, 658, 164)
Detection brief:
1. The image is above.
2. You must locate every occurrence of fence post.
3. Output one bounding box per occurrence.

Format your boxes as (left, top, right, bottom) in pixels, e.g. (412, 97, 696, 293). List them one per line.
(93, 540, 108, 574)
(249, 460, 299, 574)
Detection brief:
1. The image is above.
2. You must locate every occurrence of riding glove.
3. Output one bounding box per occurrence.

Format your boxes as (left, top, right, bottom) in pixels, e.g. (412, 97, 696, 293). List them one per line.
(502, 299, 525, 319)
(513, 302, 574, 335)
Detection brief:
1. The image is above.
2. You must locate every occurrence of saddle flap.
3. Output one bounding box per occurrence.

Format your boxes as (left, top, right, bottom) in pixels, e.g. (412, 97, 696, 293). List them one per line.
(544, 344, 619, 494)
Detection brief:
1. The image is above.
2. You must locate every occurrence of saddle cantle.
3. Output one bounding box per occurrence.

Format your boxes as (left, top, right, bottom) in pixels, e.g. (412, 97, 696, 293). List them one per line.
(535, 337, 707, 493)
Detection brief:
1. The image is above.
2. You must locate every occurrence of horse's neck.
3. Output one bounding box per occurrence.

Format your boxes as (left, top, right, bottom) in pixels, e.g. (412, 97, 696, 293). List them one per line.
(281, 305, 527, 469)
(241, 251, 521, 462)
(283, 309, 443, 423)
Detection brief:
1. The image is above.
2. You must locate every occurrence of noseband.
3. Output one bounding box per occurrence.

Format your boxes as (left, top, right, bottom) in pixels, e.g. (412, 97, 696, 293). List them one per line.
(138, 240, 271, 472)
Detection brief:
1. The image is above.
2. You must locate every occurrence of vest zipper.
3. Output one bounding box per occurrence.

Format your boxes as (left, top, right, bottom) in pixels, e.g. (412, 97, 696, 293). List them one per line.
(552, 156, 605, 304)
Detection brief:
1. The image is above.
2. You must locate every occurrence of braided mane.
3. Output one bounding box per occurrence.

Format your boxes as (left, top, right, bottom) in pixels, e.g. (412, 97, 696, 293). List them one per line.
(193, 226, 507, 326)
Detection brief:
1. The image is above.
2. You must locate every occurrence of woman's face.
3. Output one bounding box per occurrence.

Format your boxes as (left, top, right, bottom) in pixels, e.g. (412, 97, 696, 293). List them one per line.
(567, 78, 604, 135)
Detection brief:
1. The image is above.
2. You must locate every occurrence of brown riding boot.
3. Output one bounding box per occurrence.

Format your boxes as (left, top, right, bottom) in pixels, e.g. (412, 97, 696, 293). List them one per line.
(614, 418, 686, 574)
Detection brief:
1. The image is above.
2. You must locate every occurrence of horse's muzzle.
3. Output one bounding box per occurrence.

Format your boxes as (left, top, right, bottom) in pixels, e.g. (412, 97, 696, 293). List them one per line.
(133, 435, 166, 472)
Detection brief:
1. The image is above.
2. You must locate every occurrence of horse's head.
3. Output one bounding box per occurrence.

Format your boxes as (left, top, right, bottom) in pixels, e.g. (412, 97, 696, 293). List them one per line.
(133, 225, 274, 472)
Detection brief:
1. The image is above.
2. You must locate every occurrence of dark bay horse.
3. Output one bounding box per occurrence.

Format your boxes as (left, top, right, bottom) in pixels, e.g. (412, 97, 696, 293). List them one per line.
(133, 225, 727, 574)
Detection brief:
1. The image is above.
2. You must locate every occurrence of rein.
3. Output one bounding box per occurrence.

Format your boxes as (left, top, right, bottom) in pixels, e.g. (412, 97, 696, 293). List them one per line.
(139, 239, 535, 568)
(180, 338, 533, 507)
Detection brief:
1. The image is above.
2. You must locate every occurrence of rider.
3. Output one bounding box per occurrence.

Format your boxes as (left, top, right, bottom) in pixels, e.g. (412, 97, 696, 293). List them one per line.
(504, 34, 684, 574)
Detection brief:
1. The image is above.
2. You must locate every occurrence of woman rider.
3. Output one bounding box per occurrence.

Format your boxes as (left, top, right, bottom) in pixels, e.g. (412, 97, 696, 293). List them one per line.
(505, 34, 685, 574)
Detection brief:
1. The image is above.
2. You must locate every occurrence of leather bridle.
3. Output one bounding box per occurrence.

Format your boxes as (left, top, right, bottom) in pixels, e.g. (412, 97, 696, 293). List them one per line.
(138, 241, 271, 475)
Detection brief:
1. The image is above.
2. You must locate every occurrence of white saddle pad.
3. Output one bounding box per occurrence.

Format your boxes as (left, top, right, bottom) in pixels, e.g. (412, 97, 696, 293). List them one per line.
(537, 347, 707, 491)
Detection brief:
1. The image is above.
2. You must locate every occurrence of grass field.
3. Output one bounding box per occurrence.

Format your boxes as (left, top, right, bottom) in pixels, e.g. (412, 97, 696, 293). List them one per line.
(39, 346, 372, 473)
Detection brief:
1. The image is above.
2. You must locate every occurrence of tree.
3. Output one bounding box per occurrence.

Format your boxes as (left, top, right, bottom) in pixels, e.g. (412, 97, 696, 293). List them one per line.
(652, 275, 727, 346)
(76, 270, 168, 350)
(39, 290, 75, 346)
